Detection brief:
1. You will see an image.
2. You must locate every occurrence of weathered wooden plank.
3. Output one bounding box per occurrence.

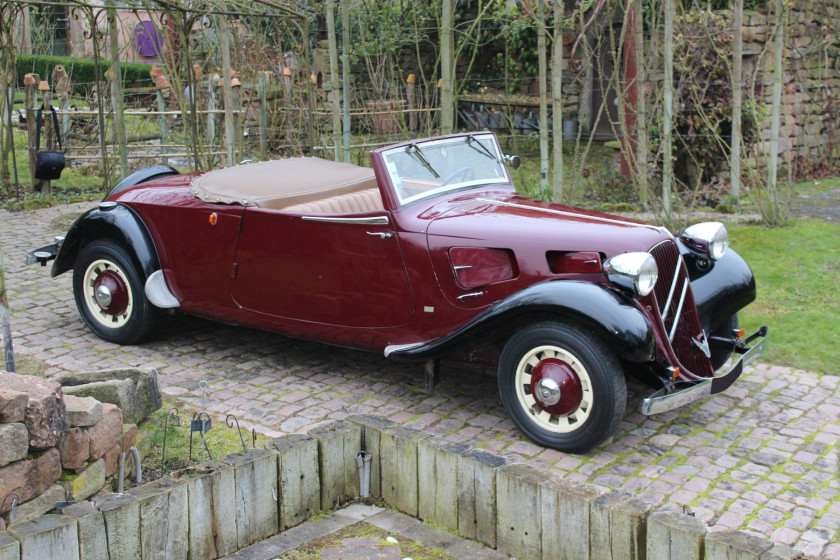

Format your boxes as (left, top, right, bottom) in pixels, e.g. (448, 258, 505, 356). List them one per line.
(0, 532, 19, 560)
(267, 434, 320, 530)
(705, 530, 774, 560)
(417, 436, 471, 532)
(590, 490, 652, 560)
(96, 493, 141, 560)
(6, 515, 78, 560)
(456, 449, 508, 548)
(347, 414, 394, 498)
(379, 426, 430, 516)
(63, 501, 107, 560)
(495, 463, 551, 560)
(646, 511, 706, 560)
(220, 449, 279, 548)
(309, 420, 361, 510)
(540, 476, 604, 560)
(183, 461, 237, 560)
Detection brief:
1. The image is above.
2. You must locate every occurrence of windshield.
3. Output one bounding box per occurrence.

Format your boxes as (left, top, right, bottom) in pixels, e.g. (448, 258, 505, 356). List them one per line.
(381, 134, 509, 206)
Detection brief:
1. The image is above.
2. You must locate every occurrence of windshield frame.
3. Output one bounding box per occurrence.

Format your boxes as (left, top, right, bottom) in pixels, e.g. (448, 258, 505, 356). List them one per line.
(378, 133, 512, 208)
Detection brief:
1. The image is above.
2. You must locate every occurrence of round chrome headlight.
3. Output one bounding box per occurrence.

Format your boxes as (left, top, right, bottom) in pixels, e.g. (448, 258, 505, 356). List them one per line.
(604, 252, 659, 297)
(681, 222, 729, 260)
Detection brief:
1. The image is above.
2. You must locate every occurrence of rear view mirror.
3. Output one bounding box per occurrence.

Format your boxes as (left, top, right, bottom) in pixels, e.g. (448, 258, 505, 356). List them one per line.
(504, 155, 521, 170)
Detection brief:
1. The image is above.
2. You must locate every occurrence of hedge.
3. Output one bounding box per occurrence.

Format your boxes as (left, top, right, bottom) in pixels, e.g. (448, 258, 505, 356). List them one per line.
(15, 54, 154, 95)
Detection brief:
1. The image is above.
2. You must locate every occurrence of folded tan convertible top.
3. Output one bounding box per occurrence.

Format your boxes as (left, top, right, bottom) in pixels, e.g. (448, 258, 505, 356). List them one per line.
(189, 157, 378, 210)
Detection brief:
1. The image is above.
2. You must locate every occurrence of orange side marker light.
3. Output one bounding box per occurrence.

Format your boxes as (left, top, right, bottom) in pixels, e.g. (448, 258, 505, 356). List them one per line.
(209, 213, 218, 226)
(672, 367, 681, 380)
(737, 328, 745, 339)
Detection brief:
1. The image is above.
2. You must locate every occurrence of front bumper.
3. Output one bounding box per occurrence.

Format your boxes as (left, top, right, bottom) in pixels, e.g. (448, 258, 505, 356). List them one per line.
(25, 236, 64, 267)
(641, 326, 768, 415)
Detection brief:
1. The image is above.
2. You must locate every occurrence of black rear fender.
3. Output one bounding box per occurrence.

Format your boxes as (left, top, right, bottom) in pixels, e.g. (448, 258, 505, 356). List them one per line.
(105, 165, 179, 200)
(51, 203, 160, 280)
(386, 280, 656, 364)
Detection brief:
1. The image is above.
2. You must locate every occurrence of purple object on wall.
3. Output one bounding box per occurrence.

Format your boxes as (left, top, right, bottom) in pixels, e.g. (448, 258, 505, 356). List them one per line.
(135, 21, 163, 58)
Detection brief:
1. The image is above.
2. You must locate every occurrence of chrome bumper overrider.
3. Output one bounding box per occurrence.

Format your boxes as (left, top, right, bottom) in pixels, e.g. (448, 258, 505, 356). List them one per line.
(641, 326, 768, 415)
(25, 236, 64, 267)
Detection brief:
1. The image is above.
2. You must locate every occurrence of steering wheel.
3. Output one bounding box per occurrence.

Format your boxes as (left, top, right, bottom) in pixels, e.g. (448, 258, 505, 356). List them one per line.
(440, 167, 474, 187)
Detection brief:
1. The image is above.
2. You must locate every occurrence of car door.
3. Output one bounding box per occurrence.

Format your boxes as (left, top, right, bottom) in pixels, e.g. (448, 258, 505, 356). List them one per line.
(231, 209, 415, 327)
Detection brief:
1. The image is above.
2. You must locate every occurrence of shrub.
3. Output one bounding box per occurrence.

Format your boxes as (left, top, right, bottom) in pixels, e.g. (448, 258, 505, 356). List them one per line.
(15, 54, 154, 95)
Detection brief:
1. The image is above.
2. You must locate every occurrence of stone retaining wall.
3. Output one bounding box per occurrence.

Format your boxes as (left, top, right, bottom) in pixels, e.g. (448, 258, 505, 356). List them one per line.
(0, 414, 806, 560)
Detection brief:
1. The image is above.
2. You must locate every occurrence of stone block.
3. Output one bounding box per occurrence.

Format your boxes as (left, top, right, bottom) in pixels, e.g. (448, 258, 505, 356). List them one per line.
(56, 367, 162, 424)
(379, 426, 428, 517)
(63, 501, 107, 560)
(57, 428, 89, 471)
(590, 490, 652, 560)
(220, 449, 279, 548)
(6, 515, 78, 560)
(102, 443, 122, 478)
(0, 532, 19, 560)
(122, 424, 137, 453)
(456, 448, 508, 548)
(95, 492, 141, 560)
(760, 545, 800, 559)
(127, 478, 188, 560)
(63, 396, 101, 428)
(0, 388, 27, 423)
(309, 420, 361, 510)
(496, 463, 552, 560)
(541, 476, 603, 560)
(347, 414, 394, 499)
(181, 462, 237, 560)
(417, 436, 471, 533)
(0, 373, 68, 449)
(85, 404, 123, 461)
(0, 424, 28, 468)
(59, 459, 105, 502)
(266, 434, 320, 530)
(705, 530, 774, 560)
(646, 511, 707, 560)
(12, 484, 64, 524)
(0, 449, 61, 515)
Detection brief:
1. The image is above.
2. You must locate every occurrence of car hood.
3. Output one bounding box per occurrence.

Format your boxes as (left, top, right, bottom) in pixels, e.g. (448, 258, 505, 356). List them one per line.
(424, 193, 672, 256)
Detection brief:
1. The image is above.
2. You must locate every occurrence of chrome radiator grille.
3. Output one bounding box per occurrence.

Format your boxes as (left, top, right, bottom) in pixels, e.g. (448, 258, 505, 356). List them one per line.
(649, 240, 714, 378)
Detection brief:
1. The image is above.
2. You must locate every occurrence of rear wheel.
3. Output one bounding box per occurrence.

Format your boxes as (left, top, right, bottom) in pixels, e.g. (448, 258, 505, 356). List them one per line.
(498, 321, 626, 453)
(73, 240, 156, 344)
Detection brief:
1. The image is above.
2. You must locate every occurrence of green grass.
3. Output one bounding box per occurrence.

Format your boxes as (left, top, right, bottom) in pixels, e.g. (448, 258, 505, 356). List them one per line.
(731, 219, 840, 374)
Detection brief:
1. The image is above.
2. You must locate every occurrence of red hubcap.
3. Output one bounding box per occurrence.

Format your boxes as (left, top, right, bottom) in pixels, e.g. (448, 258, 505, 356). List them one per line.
(93, 270, 129, 316)
(530, 358, 583, 416)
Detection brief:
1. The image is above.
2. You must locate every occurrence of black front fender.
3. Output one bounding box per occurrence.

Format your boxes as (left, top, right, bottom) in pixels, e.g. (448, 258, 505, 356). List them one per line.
(681, 244, 756, 333)
(51, 203, 160, 280)
(387, 280, 655, 363)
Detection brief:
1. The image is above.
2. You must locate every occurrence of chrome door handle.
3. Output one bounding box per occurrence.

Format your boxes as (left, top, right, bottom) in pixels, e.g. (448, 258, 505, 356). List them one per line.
(367, 232, 393, 239)
(457, 291, 485, 301)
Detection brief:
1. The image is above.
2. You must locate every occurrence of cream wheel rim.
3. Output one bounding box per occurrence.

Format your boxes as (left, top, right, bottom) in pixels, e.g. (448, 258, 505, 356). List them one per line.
(82, 259, 133, 329)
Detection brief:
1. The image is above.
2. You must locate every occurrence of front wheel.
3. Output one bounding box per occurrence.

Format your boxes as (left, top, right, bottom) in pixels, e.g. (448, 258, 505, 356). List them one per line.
(498, 321, 626, 453)
(73, 240, 157, 345)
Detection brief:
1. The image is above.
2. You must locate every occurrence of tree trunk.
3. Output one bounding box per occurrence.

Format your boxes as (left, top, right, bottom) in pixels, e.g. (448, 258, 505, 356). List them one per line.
(730, 0, 743, 203)
(634, 0, 648, 205)
(341, 0, 351, 163)
(440, 0, 455, 134)
(106, 1, 128, 178)
(326, 0, 342, 161)
(551, 0, 564, 201)
(767, 0, 783, 218)
(218, 15, 236, 166)
(537, 0, 549, 195)
(662, 0, 674, 217)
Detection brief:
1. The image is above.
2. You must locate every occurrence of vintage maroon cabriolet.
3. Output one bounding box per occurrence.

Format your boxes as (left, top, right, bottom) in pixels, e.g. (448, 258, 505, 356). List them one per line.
(29, 132, 766, 452)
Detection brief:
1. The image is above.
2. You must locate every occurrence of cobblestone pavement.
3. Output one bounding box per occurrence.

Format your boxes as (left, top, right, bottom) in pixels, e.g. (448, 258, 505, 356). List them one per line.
(2, 203, 839, 558)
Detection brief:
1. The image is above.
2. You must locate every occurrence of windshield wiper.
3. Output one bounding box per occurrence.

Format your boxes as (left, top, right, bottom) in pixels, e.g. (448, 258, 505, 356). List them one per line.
(406, 144, 439, 178)
(466, 135, 498, 161)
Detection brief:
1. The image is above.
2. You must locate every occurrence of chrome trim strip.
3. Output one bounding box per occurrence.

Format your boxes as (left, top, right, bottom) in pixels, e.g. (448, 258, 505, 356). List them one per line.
(384, 342, 426, 358)
(661, 255, 683, 319)
(302, 215, 390, 225)
(642, 326, 768, 415)
(476, 198, 661, 231)
(668, 278, 689, 342)
(144, 270, 180, 309)
(453, 265, 472, 271)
